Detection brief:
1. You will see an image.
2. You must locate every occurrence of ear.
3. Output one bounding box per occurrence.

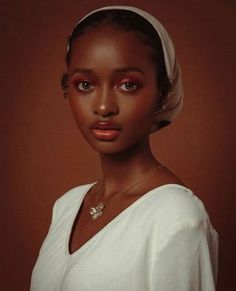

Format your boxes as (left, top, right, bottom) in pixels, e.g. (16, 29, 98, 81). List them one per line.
(153, 104, 166, 121)
(149, 104, 167, 133)
(61, 72, 69, 99)
(154, 89, 167, 114)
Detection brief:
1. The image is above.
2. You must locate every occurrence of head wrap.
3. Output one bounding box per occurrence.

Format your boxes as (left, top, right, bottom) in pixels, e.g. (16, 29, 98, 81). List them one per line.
(68, 6, 183, 122)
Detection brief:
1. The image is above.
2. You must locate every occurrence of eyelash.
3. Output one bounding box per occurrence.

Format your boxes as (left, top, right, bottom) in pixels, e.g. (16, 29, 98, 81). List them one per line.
(75, 80, 95, 92)
(73, 80, 140, 93)
(117, 81, 138, 92)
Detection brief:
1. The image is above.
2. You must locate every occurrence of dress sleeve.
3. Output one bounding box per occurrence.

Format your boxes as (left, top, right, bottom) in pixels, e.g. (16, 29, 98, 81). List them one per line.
(149, 218, 218, 291)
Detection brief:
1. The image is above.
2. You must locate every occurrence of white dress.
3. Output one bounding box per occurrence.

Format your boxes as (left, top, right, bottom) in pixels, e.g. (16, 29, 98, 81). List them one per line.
(30, 184, 218, 291)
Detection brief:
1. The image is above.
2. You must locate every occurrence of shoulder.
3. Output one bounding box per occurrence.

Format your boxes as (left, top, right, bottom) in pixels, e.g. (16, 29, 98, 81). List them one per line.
(147, 184, 218, 249)
(52, 182, 95, 219)
(57, 182, 94, 204)
(145, 185, 219, 288)
(147, 184, 210, 229)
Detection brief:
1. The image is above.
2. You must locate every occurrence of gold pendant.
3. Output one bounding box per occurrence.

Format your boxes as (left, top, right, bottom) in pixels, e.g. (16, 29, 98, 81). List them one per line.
(90, 202, 104, 219)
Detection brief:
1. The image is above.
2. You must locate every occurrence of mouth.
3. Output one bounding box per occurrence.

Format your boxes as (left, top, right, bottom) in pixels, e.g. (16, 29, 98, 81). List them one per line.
(90, 121, 121, 141)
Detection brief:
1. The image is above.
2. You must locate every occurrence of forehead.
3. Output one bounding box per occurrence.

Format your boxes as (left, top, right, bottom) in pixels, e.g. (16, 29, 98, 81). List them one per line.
(69, 24, 155, 69)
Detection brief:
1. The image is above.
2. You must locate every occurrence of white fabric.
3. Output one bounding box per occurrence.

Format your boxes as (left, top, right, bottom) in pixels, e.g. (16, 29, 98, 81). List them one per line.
(30, 184, 218, 291)
(68, 6, 183, 121)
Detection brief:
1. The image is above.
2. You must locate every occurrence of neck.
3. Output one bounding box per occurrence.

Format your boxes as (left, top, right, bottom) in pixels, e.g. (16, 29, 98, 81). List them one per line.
(99, 138, 160, 196)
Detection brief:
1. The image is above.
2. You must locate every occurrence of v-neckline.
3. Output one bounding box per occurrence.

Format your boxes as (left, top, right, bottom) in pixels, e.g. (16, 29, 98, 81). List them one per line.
(66, 183, 185, 258)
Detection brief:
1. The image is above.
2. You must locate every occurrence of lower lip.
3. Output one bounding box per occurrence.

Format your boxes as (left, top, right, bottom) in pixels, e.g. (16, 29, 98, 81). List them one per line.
(91, 129, 121, 141)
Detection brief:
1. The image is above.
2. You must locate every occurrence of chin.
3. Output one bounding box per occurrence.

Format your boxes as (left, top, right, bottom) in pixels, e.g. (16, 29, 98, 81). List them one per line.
(90, 142, 126, 155)
(88, 138, 147, 156)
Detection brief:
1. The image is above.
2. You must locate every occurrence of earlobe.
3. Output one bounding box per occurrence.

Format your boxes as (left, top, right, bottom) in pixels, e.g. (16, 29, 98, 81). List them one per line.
(149, 104, 168, 133)
(160, 104, 166, 111)
(153, 104, 166, 120)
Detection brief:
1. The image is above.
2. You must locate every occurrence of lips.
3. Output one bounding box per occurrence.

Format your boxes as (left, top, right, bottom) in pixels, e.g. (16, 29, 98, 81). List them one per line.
(90, 121, 121, 141)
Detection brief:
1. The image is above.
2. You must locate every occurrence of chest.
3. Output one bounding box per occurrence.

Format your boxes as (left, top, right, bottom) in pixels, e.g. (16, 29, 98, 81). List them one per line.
(31, 209, 153, 291)
(31, 188, 168, 291)
(69, 192, 145, 254)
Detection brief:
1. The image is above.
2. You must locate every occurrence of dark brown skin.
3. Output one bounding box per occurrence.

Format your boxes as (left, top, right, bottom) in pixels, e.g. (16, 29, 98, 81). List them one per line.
(67, 24, 183, 254)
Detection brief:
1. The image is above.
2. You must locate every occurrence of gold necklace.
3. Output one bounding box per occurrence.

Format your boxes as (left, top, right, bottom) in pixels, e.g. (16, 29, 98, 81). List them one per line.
(89, 165, 163, 220)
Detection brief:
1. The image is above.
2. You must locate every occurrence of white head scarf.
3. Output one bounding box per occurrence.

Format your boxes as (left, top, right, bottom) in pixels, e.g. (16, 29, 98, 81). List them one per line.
(68, 6, 183, 122)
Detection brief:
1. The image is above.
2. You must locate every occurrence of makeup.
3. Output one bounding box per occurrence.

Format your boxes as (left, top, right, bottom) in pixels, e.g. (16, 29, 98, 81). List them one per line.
(90, 121, 121, 141)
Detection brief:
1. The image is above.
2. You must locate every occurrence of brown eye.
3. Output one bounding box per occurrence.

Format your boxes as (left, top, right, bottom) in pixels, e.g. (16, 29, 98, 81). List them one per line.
(76, 81, 94, 92)
(119, 82, 138, 92)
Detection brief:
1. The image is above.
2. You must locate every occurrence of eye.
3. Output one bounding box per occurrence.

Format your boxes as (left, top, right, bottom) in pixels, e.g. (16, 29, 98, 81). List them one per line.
(119, 82, 138, 92)
(75, 81, 95, 92)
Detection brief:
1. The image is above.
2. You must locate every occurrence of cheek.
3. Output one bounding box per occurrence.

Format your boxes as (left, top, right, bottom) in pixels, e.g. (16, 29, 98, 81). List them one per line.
(122, 96, 157, 125)
(68, 97, 88, 127)
(68, 82, 86, 121)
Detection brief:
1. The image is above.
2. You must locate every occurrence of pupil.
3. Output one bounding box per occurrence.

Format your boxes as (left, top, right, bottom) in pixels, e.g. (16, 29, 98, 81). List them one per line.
(83, 82, 90, 89)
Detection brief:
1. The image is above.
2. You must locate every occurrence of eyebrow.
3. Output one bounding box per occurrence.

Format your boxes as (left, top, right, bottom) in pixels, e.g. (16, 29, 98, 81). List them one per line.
(71, 67, 145, 77)
(71, 68, 93, 77)
(113, 67, 145, 76)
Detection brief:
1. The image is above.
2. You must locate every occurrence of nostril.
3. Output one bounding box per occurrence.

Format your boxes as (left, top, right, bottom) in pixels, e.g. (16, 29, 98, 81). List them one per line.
(97, 110, 117, 118)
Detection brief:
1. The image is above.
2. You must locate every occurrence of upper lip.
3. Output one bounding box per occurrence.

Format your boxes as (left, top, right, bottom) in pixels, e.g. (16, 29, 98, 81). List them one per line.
(90, 120, 121, 130)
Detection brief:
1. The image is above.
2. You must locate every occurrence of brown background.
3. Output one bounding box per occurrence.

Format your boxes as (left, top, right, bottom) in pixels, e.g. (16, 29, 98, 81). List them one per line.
(1, 0, 235, 290)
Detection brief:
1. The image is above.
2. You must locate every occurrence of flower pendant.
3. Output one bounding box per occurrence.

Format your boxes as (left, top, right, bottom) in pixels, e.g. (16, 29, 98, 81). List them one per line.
(90, 202, 104, 219)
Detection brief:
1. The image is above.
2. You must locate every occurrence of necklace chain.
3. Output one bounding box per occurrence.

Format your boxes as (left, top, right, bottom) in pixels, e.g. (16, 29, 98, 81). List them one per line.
(89, 165, 163, 219)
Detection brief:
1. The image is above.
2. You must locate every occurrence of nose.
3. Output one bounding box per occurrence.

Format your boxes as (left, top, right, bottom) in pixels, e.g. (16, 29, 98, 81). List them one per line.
(93, 87, 119, 118)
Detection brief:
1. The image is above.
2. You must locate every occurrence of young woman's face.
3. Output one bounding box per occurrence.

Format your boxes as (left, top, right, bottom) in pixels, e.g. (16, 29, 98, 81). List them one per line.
(68, 25, 160, 154)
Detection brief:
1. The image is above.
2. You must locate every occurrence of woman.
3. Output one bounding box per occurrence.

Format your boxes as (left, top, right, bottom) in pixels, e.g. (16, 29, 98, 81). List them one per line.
(30, 6, 218, 291)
